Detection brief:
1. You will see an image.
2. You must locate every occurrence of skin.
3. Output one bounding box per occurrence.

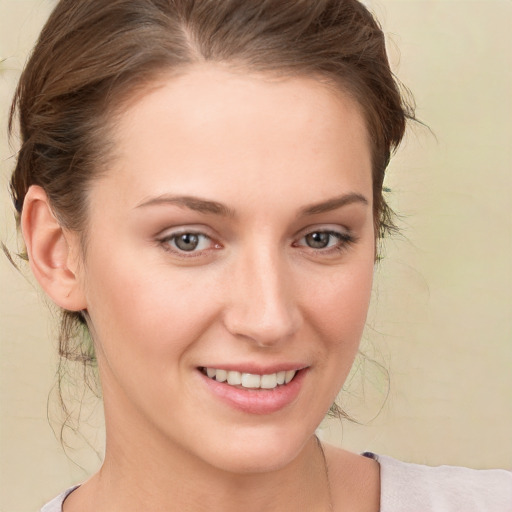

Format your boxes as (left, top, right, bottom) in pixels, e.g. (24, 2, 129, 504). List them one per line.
(23, 65, 380, 511)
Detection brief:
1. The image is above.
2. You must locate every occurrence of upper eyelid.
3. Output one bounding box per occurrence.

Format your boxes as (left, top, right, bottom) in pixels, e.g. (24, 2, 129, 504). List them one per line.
(156, 225, 216, 239)
(298, 229, 349, 239)
(156, 225, 215, 242)
(294, 224, 352, 239)
(294, 230, 353, 247)
(161, 231, 211, 241)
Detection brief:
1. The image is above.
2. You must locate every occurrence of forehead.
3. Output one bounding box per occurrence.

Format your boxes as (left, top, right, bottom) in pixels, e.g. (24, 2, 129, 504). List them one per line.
(94, 65, 372, 214)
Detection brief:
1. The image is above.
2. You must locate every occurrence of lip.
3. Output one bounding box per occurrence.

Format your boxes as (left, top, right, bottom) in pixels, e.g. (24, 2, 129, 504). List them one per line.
(199, 362, 308, 375)
(198, 366, 308, 415)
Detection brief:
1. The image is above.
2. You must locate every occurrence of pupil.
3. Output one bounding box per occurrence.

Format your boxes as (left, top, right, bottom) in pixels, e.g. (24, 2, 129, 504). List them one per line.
(306, 232, 329, 248)
(176, 233, 199, 251)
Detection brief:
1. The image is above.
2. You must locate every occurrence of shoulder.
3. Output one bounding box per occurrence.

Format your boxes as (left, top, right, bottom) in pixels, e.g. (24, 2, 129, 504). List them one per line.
(323, 444, 380, 512)
(370, 452, 512, 512)
(40, 486, 79, 512)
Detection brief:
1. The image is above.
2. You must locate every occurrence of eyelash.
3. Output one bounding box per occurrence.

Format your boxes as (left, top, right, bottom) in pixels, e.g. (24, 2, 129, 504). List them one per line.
(157, 229, 356, 258)
(158, 231, 219, 257)
(293, 230, 357, 255)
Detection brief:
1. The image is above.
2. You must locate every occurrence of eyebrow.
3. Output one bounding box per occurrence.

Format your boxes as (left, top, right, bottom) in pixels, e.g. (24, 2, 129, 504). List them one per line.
(135, 194, 236, 217)
(299, 193, 369, 216)
(135, 192, 368, 217)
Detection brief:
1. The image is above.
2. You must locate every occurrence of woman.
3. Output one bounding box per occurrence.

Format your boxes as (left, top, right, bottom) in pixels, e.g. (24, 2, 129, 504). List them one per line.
(6, 0, 511, 511)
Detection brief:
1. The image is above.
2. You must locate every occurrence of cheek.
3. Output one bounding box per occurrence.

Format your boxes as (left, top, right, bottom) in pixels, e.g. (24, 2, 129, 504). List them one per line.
(308, 261, 373, 336)
(82, 248, 220, 363)
(303, 258, 374, 391)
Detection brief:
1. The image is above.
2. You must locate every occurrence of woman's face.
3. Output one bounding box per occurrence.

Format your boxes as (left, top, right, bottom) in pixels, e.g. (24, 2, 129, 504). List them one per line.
(78, 66, 375, 473)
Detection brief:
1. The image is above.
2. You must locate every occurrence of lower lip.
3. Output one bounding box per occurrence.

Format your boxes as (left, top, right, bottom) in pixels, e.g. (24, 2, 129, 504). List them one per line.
(199, 369, 307, 415)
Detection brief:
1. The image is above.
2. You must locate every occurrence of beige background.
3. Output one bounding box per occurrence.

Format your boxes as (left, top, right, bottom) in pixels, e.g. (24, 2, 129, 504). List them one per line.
(1, 1, 511, 510)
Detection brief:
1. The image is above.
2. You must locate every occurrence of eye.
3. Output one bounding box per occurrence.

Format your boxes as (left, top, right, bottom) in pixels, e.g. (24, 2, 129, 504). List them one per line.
(159, 231, 216, 254)
(304, 232, 336, 249)
(294, 229, 355, 252)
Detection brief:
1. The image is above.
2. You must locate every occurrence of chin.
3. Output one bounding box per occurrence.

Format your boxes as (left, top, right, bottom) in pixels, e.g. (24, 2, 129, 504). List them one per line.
(195, 424, 317, 475)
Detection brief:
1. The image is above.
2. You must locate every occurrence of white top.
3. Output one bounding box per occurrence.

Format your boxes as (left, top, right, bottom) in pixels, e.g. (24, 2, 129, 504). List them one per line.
(371, 453, 512, 512)
(40, 453, 512, 511)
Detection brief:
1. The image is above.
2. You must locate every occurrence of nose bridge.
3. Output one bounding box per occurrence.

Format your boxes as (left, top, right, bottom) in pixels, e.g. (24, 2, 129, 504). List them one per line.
(224, 239, 301, 346)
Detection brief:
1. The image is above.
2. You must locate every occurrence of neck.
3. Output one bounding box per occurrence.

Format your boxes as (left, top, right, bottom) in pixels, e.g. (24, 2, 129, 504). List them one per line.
(86, 430, 331, 512)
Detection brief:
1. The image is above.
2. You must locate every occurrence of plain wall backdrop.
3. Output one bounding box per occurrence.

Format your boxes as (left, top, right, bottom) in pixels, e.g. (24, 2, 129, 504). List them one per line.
(1, 1, 511, 511)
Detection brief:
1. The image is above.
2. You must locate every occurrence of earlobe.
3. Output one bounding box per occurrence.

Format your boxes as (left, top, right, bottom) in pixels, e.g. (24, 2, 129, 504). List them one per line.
(21, 185, 87, 312)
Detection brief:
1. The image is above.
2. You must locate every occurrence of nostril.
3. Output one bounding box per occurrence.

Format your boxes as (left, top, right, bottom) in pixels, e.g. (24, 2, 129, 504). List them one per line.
(223, 259, 302, 345)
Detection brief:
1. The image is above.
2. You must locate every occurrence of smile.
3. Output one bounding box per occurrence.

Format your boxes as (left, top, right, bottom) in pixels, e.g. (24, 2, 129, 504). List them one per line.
(200, 367, 297, 390)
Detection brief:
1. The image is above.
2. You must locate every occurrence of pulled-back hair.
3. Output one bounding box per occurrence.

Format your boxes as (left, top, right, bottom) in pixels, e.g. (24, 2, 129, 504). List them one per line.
(9, 0, 414, 366)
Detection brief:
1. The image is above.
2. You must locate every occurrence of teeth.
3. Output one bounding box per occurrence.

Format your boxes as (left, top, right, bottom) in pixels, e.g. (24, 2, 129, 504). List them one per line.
(241, 373, 261, 388)
(227, 371, 242, 385)
(203, 368, 297, 389)
(285, 370, 295, 384)
(216, 369, 227, 382)
(260, 373, 277, 389)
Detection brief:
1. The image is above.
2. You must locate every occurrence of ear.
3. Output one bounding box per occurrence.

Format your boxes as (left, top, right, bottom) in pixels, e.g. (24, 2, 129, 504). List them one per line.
(21, 185, 87, 312)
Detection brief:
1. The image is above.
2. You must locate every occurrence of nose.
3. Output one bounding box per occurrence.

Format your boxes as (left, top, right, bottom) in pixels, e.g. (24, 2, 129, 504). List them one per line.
(222, 246, 302, 347)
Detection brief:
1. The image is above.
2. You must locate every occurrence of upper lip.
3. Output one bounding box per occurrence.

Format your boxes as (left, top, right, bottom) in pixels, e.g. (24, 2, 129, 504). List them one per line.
(198, 363, 309, 374)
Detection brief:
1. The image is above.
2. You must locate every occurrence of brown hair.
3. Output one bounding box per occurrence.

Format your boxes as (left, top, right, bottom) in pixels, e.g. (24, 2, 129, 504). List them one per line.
(9, 0, 414, 371)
